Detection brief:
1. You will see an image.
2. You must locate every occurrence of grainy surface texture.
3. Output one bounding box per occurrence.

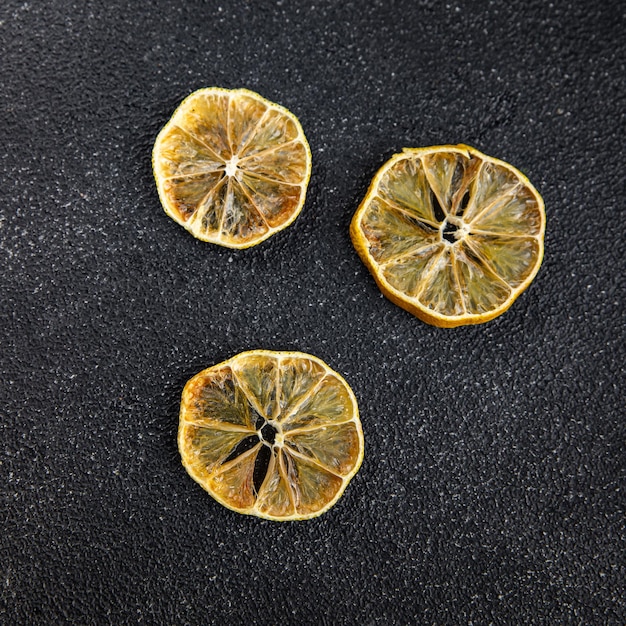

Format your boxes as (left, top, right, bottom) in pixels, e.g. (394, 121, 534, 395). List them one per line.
(1, 1, 624, 624)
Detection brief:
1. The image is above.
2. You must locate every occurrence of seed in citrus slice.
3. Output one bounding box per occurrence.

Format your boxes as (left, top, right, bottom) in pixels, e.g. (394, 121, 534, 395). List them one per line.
(178, 350, 364, 521)
(152, 88, 312, 249)
(350, 144, 546, 327)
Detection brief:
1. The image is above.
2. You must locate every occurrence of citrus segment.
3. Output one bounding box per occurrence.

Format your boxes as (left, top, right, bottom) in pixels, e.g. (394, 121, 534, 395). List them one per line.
(276, 356, 327, 417)
(180, 426, 251, 471)
(239, 142, 309, 183)
(377, 158, 438, 224)
(160, 171, 223, 222)
(360, 198, 439, 263)
(184, 367, 255, 429)
(462, 160, 520, 222)
(227, 93, 268, 154)
(288, 454, 344, 516)
(240, 109, 300, 156)
(382, 244, 443, 297)
(351, 145, 545, 327)
(254, 452, 296, 518)
(156, 128, 224, 177)
(208, 445, 261, 510)
(231, 354, 278, 420)
(459, 251, 509, 313)
(417, 249, 465, 317)
(222, 179, 268, 243)
(422, 151, 464, 213)
(238, 174, 302, 228)
(178, 350, 363, 520)
(153, 88, 311, 248)
(470, 186, 543, 236)
(287, 422, 362, 476)
(183, 93, 231, 159)
(468, 235, 541, 287)
(280, 375, 355, 432)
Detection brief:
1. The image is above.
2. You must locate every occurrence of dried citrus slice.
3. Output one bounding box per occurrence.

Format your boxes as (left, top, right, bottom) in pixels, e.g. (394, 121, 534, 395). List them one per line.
(178, 350, 364, 521)
(153, 88, 312, 248)
(350, 145, 545, 327)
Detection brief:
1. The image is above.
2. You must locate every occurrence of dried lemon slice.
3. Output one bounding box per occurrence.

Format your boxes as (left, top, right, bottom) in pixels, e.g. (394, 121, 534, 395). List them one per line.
(153, 88, 312, 248)
(350, 145, 546, 327)
(178, 350, 364, 521)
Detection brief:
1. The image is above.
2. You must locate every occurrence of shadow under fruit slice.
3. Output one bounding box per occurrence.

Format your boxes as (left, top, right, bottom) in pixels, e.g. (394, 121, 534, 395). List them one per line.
(153, 88, 312, 249)
(178, 350, 364, 521)
(350, 144, 546, 327)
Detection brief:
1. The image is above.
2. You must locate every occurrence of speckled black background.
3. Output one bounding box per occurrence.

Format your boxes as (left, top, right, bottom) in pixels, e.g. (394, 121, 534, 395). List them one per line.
(1, 0, 624, 624)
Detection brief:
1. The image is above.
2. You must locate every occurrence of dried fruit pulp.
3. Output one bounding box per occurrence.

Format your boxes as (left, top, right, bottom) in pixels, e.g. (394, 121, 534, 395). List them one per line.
(178, 351, 363, 521)
(351, 145, 545, 327)
(153, 88, 311, 248)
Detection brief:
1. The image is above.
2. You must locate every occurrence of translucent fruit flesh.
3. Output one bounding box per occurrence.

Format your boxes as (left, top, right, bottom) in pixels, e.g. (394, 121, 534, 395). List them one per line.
(153, 88, 312, 248)
(350, 145, 546, 327)
(178, 351, 364, 521)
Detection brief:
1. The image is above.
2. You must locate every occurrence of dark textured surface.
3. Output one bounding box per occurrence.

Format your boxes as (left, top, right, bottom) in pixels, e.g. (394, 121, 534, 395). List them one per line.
(1, 0, 625, 623)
